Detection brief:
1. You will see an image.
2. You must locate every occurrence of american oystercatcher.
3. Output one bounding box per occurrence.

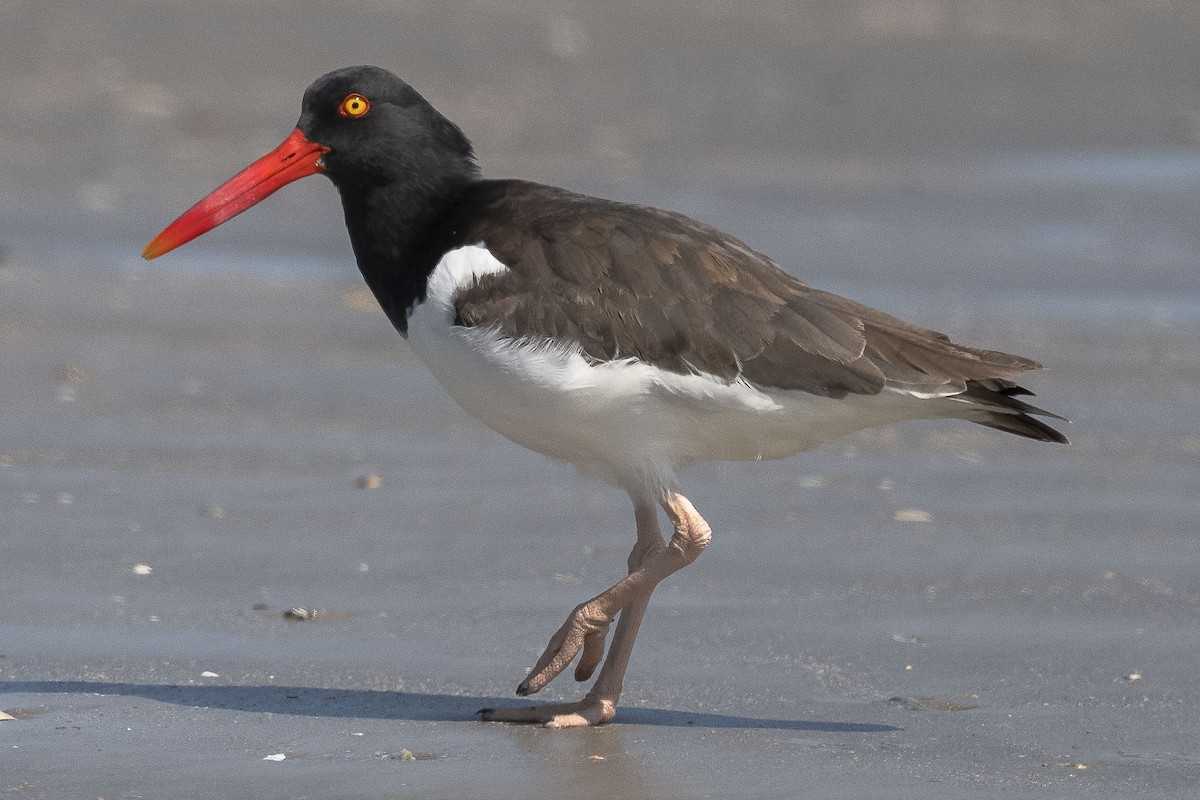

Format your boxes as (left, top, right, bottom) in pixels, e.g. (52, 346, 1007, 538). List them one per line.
(144, 65, 1066, 728)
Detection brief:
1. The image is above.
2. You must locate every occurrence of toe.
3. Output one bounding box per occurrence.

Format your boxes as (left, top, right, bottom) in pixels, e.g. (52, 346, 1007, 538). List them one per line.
(478, 696, 617, 727)
(521, 602, 612, 694)
(573, 629, 608, 682)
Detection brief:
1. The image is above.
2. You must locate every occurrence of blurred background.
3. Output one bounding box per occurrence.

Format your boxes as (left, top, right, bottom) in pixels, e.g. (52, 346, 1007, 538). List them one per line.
(3, 4, 1200, 797)
(3, 0, 1199, 300)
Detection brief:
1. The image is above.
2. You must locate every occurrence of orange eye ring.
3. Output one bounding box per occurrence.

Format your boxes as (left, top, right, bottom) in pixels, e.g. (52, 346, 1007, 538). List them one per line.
(339, 93, 371, 118)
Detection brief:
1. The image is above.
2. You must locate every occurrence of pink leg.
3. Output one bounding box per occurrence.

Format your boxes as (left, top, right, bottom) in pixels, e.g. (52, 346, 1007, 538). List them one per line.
(481, 491, 711, 727)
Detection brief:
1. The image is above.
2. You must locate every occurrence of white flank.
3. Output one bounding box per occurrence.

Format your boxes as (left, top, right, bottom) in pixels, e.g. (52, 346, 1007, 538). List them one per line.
(407, 245, 961, 498)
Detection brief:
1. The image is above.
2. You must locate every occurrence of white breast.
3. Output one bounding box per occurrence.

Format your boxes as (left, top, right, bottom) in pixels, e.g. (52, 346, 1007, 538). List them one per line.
(405, 245, 949, 500)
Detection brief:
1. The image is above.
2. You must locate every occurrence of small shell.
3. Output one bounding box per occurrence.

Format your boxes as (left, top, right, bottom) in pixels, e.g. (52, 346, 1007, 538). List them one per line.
(356, 474, 382, 490)
(283, 608, 315, 621)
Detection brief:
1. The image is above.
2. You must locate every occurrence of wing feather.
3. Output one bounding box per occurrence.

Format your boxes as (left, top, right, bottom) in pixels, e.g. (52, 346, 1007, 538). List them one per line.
(451, 181, 1049, 405)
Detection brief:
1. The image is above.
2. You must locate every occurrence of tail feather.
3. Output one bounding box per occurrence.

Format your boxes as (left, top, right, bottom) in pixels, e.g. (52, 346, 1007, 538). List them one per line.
(971, 411, 1069, 443)
(957, 380, 1069, 444)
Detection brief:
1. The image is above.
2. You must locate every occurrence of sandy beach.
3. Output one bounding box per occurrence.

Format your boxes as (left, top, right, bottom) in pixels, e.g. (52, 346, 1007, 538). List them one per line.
(3, 2, 1200, 798)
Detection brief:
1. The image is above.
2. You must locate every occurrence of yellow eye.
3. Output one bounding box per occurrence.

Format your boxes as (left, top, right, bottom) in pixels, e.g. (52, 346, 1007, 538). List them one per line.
(338, 93, 371, 118)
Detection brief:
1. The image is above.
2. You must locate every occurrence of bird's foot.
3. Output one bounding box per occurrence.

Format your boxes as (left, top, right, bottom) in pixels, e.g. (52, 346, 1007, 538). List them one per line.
(479, 694, 618, 728)
(515, 600, 613, 696)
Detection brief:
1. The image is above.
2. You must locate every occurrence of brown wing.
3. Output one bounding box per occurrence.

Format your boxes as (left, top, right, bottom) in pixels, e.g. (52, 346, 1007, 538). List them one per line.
(452, 181, 1044, 401)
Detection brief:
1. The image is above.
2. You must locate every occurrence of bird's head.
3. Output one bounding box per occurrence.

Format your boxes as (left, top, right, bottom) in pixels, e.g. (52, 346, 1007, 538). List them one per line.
(142, 65, 476, 260)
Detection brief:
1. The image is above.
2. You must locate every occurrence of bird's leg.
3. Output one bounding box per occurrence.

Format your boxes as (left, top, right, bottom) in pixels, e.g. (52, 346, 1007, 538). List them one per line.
(517, 491, 710, 700)
(480, 501, 664, 727)
(481, 491, 711, 727)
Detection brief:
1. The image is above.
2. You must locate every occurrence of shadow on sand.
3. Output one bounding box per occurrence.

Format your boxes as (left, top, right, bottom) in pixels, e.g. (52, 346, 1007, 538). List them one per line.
(1, 680, 899, 732)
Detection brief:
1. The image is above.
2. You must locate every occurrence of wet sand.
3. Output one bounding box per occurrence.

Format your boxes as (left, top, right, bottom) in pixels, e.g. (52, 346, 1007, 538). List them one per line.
(3, 2, 1200, 798)
(3, 257, 1198, 799)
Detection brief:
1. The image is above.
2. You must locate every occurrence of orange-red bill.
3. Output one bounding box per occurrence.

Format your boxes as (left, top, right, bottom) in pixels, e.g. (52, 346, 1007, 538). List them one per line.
(142, 128, 330, 260)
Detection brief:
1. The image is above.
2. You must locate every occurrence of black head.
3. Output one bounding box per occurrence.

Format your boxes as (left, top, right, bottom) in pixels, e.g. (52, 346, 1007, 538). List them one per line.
(298, 66, 479, 192)
(142, 66, 480, 262)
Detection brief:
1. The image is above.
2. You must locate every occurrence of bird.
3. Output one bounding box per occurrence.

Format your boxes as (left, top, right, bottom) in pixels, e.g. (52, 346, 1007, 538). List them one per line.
(143, 65, 1066, 728)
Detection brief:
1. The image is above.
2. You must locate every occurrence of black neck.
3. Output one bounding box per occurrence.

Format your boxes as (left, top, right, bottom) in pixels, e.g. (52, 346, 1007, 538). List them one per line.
(336, 172, 478, 334)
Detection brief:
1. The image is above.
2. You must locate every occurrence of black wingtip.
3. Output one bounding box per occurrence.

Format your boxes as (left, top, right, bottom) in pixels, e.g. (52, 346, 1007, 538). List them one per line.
(960, 380, 1069, 443)
(977, 412, 1070, 444)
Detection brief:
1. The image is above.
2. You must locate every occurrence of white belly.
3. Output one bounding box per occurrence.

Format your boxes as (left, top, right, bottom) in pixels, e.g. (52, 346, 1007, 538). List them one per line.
(405, 245, 941, 499)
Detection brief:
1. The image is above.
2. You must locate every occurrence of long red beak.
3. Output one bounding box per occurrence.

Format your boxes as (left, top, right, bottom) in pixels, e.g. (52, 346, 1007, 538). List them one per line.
(142, 128, 330, 260)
